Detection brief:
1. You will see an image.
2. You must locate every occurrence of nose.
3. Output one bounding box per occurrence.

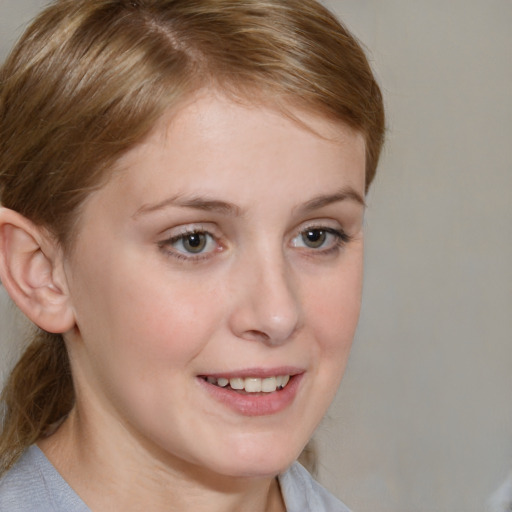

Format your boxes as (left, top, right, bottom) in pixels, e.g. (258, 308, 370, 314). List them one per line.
(227, 251, 302, 346)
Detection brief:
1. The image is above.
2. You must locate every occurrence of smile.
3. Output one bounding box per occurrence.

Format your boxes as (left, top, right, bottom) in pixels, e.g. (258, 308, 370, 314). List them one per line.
(198, 371, 303, 416)
(201, 375, 291, 393)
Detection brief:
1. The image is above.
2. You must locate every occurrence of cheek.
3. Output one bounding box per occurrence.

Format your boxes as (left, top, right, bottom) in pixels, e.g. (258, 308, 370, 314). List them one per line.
(69, 252, 221, 398)
(285, 261, 363, 443)
(110, 276, 222, 367)
(70, 270, 224, 427)
(304, 261, 363, 360)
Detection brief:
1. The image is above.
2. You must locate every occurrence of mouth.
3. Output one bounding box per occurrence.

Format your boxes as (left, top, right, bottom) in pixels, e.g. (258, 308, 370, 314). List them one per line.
(198, 370, 303, 416)
(200, 375, 291, 393)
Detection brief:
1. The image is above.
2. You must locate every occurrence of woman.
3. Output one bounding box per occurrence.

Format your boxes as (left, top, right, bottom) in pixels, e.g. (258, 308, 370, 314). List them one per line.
(0, 0, 384, 510)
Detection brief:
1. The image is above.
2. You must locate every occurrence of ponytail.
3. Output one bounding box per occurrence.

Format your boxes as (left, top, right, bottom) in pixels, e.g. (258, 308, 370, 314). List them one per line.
(0, 331, 73, 474)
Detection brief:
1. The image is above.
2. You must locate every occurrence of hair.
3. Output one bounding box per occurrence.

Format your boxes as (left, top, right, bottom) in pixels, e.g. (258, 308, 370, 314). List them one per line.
(0, 0, 385, 473)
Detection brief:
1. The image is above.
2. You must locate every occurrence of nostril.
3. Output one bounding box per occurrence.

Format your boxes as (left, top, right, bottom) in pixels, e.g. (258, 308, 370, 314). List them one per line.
(243, 329, 270, 342)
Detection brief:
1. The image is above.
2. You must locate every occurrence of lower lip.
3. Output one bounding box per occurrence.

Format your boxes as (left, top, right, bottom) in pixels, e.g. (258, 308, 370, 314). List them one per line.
(198, 374, 303, 417)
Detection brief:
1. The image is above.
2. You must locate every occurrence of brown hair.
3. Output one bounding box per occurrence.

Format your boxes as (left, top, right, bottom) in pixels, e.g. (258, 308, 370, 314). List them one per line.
(0, 0, 384, 472)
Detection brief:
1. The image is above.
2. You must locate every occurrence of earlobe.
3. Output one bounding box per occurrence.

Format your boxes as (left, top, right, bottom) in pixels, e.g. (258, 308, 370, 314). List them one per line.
(0, 207, 75, 333)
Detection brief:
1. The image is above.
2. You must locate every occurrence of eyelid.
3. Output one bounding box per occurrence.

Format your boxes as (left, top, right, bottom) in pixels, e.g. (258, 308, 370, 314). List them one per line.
(158, 224, 223, 261)
(158, 221, 214, 237)
(292, 219, 346, 238)
(290, 222, 353, 252)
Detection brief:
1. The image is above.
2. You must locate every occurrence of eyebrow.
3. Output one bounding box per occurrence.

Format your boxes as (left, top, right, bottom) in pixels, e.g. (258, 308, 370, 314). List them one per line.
(133, 195, 243, 218)
(133, 186, 365, 219)
(297, 187, 366, 214)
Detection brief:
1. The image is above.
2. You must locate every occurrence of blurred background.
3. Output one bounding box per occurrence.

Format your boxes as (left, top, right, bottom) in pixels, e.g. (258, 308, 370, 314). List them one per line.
(1, 1, 511, 510)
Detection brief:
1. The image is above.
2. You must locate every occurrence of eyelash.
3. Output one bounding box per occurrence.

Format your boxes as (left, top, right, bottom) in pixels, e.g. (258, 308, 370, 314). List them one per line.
(158, 228, 220, 262)
(158, 225, 352, 262)
(291, 226, 352, 256)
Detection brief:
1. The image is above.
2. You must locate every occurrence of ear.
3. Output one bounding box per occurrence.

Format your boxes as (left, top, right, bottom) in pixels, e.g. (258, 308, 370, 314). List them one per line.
(0, 207, 75, 333)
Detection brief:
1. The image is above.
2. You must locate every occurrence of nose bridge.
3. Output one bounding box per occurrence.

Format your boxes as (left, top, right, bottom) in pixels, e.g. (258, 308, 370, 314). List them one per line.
(229, 244, 301, 345)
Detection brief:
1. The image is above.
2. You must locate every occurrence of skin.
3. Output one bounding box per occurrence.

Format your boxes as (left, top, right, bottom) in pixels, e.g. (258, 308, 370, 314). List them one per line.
(38, 91, 367, 512)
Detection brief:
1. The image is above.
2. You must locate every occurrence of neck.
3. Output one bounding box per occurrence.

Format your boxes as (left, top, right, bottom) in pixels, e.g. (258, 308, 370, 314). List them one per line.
(38, 408, 286, 512)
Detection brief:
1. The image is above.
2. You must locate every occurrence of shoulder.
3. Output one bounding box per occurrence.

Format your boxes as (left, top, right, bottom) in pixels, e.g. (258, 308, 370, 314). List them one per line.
(279, 462, 351, 512)
(487, 472, 512, 512)
(0, 445, 89, 512)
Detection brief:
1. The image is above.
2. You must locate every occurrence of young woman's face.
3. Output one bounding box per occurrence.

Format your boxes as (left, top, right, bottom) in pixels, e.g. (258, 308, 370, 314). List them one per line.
(63, 91, 366, 478)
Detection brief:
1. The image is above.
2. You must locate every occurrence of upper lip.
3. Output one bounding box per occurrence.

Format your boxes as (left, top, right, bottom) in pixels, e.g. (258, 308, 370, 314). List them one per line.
(198, 367, 304, 379)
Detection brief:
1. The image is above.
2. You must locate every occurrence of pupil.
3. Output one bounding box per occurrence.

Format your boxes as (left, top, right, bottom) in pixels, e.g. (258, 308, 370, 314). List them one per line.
(185, 233, 206, 252)
(303, 229, 326, 248)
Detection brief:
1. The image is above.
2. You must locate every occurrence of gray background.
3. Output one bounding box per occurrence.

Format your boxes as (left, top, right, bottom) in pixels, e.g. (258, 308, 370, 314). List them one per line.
(1, 1, 511, 511)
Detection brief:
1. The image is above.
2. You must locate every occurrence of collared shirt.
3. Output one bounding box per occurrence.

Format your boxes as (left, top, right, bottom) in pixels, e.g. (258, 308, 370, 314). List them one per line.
(0, 445, 350, 511)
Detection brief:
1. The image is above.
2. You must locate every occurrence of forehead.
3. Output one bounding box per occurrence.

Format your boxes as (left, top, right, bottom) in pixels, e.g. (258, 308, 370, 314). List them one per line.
(118, 90, 364, 175)
(76, 90, 366, 228)
(153, 89, 364, 148)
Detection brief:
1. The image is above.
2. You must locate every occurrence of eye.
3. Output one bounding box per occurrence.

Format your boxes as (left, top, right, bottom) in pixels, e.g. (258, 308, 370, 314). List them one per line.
(301, 229, 328, 248)
(161, 229, 218, 257)
(176, 232, 209, 253)
(291, 226, 350, 251)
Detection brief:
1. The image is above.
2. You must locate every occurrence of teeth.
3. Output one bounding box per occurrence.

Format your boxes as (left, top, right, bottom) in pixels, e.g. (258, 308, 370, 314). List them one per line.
(204, 375, 291, 393)
(244, 378, 262, 393)
(229, 378, 244, 390)
(261, 377, 277, 392)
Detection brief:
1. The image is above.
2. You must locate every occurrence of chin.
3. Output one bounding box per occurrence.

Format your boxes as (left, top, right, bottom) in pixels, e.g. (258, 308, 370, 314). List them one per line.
(205, 436, 306, 479)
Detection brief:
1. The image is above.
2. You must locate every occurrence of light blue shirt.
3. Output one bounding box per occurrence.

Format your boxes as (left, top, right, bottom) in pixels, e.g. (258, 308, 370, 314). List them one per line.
(0, 445, 350, 511)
